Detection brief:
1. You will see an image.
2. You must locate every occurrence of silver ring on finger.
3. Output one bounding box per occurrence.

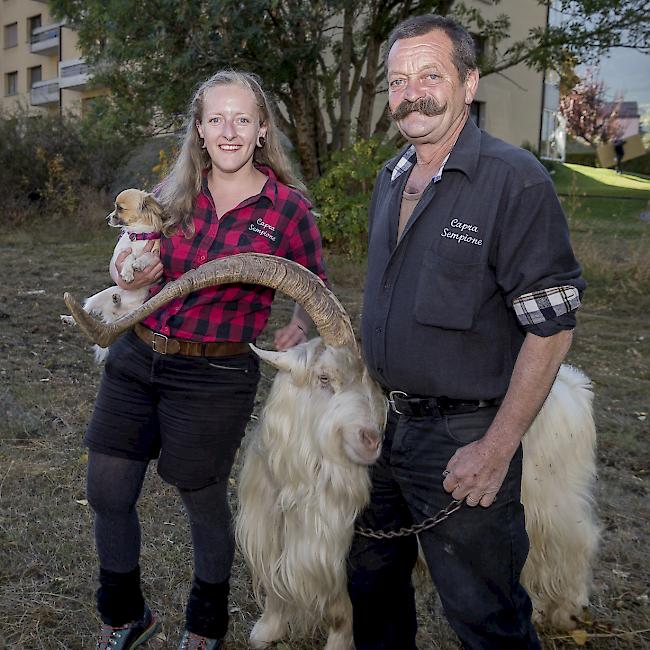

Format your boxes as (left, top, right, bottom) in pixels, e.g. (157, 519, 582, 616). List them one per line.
(466, 495, 480, 504)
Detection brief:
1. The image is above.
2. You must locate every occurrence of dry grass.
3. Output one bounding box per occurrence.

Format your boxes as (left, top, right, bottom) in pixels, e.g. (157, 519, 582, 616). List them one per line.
(0, 203, 649, 649)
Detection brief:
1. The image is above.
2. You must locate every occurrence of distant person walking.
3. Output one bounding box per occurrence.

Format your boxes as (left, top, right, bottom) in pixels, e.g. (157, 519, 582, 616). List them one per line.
(614, 138, 625, 174)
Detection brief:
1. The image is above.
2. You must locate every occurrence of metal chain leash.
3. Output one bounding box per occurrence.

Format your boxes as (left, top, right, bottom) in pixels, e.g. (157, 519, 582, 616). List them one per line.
(354, 498, 463, 539)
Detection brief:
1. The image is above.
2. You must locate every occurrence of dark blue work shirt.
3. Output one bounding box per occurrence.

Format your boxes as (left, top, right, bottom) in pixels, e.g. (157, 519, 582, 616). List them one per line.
(361, 119, 585, 400)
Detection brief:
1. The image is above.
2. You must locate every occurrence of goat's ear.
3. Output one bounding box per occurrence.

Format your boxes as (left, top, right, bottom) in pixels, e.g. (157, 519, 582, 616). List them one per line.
(249, 344, 294, 373)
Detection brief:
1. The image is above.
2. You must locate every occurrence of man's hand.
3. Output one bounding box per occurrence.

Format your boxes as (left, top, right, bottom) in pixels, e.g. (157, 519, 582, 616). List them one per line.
(274, 319, 308, 351)
(442, 437, 516, 508)
(442, 329, 574, 508)
(112, 241, 163, 290)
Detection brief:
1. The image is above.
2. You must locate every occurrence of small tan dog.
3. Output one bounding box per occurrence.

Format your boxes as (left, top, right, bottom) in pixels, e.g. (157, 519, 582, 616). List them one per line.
(61, 188, 164, 361)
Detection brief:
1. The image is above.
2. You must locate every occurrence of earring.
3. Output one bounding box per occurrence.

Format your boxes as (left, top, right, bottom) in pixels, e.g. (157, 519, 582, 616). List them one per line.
(257, 135, 266, 148)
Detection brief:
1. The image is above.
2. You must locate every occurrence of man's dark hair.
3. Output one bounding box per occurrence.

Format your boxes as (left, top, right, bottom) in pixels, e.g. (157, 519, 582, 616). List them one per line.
(385, 14, 477, 81)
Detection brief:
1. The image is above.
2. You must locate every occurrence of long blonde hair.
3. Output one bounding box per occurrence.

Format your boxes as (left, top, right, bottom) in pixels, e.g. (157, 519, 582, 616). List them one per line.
(158, 70, 306, 237)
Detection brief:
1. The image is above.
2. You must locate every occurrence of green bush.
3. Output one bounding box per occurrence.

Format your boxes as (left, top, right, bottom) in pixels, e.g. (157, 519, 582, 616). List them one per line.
(520, 140, 557, 172)
(310, 137, 397, 257)
(0, 106, 135, 225)
(622, 150, 650, 176)
(565, 152, 599, 167)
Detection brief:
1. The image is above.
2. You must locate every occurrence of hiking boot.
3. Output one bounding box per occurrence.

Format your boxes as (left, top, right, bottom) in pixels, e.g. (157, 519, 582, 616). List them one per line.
(95, 604, 159, 649)
(177, 630, 223, 649)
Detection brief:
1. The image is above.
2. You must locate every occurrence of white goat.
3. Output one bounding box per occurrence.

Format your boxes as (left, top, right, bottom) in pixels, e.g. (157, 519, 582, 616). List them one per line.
(236, 348, 599, 649)
(236, 340, 385, 649)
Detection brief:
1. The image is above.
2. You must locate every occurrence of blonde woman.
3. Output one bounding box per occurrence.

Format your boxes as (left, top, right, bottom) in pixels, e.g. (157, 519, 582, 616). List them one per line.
(85, 71, 327, 650)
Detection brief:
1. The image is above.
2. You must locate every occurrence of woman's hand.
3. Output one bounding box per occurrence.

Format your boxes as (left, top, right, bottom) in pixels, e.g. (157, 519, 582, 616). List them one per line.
(111, 241, 163, 290)
(274, 319, 308, 351)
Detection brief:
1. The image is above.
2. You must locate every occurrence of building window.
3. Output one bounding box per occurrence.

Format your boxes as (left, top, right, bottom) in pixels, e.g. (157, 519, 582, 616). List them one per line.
(28, 14, 42, 39)
(471, 33, 486, 60)
(540, 110, 566, 161)
(4, 22, 18, 48)
(28, 65, 42, 88)
(539, 69, 565, 161)
(5, 71, 18, 96)
(470, 101, 485, 129)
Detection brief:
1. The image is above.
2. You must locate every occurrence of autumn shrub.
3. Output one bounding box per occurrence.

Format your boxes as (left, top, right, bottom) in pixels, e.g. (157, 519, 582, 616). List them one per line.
(0, 107, 134, 227)
(310, 137, 397, 258)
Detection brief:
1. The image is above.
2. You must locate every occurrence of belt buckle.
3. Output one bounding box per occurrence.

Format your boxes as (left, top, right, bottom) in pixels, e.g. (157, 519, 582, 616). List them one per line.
(388, 390, 408, 415)
(152, 332, 168, 354)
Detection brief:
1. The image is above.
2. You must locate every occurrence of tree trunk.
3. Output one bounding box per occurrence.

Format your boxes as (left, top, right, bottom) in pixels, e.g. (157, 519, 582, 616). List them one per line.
(338, 3, 354, 149)
(372, 102, 392, 138)
(290, 82, 320, 181)
(356, 37, 381, 140)
(311, 79, 328, 171)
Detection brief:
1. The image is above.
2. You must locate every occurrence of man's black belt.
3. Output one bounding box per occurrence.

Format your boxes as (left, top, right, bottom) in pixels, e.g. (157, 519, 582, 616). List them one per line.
(384, 389, 502, 418)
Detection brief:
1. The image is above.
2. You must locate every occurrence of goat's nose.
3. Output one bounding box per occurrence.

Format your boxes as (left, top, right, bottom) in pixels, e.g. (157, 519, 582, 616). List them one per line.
(360, 428, 381, 451)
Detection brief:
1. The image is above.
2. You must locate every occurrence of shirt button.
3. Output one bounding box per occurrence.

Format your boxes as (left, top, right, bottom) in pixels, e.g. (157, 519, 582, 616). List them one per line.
(199, 255, 206, 262)
(375, 327, 383, 334)
(383, 283, 390, 290)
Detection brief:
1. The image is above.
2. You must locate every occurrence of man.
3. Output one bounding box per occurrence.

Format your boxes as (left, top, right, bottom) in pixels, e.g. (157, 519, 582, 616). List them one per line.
(348, 14, 585, 650)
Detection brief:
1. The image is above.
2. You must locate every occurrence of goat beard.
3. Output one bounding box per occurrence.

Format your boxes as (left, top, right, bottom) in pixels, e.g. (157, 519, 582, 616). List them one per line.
(390, 96, 447, 122)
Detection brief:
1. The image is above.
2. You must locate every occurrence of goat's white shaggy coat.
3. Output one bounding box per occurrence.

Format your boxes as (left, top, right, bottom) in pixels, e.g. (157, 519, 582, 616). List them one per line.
(522, 364, 599, 629)
(236, 344, 599, 649)
(236, 340, 385, 648)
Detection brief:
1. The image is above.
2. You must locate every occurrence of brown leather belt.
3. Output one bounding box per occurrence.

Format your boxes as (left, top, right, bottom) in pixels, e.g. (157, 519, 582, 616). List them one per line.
(134, 323, 250, 357)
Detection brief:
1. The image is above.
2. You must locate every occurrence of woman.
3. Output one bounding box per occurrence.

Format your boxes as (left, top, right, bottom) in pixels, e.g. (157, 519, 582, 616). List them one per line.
(86, 71, 327, 650)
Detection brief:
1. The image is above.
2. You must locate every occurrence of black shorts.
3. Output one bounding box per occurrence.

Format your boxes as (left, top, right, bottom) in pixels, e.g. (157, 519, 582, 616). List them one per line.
(85, 330, 260, 490)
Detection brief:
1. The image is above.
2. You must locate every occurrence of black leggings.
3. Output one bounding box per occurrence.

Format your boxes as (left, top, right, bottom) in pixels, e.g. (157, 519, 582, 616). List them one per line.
(87, 450, 235, 581)
(87, 451, 233, 635)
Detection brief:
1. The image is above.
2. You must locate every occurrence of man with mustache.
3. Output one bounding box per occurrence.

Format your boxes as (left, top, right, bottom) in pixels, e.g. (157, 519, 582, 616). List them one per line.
(348, 14, 584, 650)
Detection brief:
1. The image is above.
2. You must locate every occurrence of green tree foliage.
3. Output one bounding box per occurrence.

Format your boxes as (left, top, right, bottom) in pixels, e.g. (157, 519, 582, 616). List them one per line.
(50, 0, 650, 180)
(310, 137, 397, 257)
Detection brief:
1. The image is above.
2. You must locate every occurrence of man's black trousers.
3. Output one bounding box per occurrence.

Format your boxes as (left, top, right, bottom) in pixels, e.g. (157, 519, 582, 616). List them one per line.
(347, 407, 541, 650)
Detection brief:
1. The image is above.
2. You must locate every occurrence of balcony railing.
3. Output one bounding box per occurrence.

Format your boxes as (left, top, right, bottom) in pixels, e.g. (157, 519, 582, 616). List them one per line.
(30, 79, 60, 106)
(59, 59, 92, 89)
(30, 24, 61, 55)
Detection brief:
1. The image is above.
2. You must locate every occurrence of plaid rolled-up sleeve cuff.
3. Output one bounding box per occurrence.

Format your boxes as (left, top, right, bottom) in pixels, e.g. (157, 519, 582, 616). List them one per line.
(512, 285, 580, 336)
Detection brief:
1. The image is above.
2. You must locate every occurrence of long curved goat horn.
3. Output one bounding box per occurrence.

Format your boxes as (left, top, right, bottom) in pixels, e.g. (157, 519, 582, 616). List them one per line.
(64, 253, 356, 349)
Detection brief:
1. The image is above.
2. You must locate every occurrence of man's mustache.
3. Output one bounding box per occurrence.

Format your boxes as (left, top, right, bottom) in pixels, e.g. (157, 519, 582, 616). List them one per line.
(390, 96, 447, 121)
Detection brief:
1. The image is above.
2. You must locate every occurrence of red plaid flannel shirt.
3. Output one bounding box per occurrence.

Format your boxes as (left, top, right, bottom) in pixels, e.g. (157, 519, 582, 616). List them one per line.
(141, 167, 327, 342)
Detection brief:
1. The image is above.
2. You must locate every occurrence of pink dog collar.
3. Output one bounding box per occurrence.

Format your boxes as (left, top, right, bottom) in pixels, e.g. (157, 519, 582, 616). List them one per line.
(125, 231, 162, 241)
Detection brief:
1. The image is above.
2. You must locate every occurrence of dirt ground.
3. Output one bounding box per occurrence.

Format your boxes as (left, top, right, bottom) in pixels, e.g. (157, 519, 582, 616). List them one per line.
(0, 217, 648, 649)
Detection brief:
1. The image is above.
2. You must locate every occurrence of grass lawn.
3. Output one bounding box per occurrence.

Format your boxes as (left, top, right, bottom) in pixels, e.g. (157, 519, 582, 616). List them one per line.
(0, 166, 648, 648)
(553, 162, 650, 200)
(554, 163, 650, 307)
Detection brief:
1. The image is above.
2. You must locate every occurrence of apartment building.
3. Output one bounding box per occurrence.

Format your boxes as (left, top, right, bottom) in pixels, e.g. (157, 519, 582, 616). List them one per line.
(468, 0, 563, 159)
(1, 0, 104, 115)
